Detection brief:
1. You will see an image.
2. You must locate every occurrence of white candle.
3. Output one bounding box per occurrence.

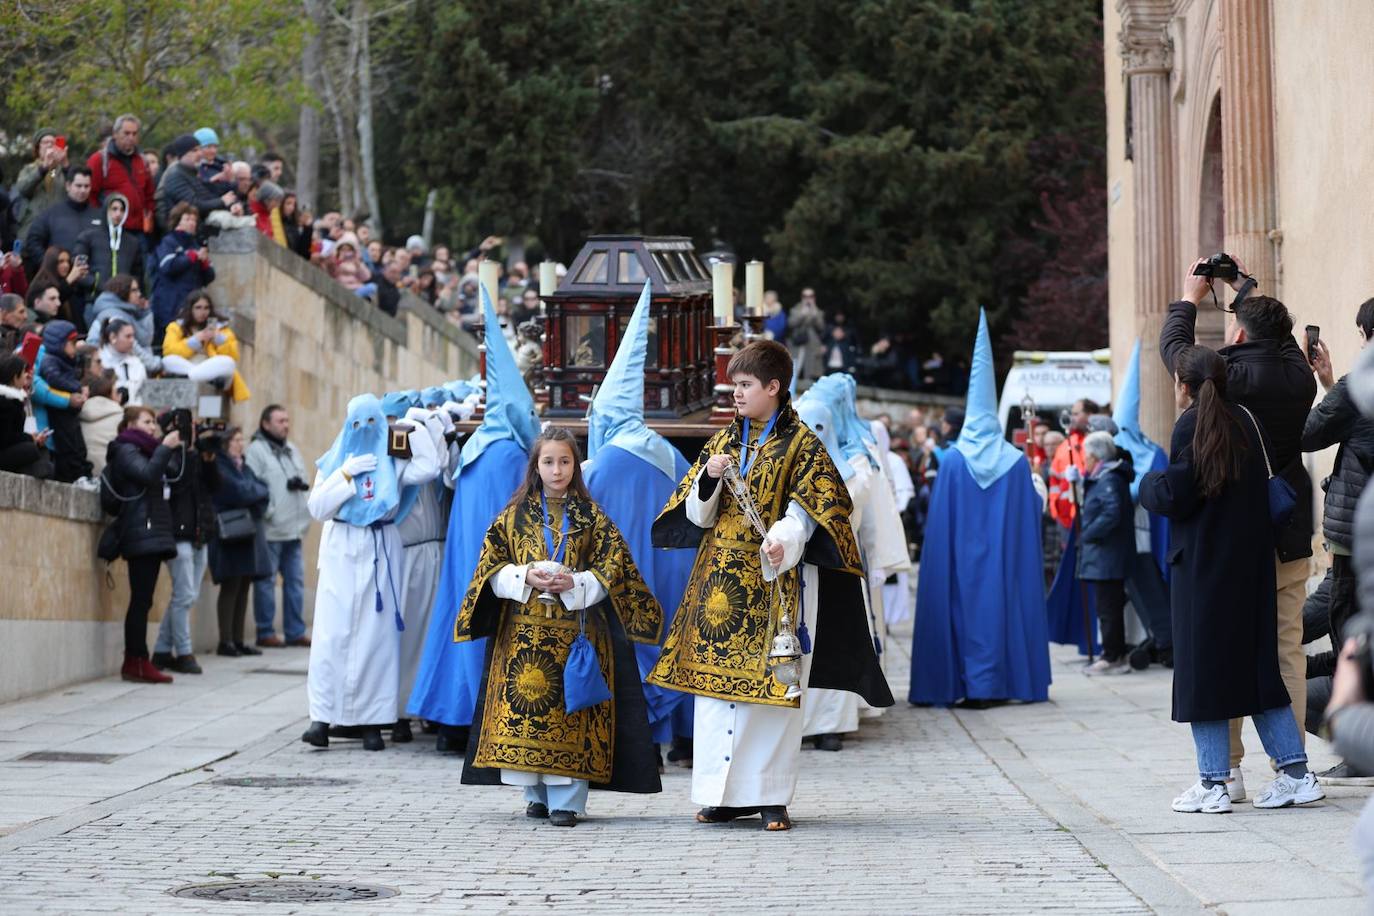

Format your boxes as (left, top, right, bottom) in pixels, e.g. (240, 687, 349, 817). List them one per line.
(712, 260, 735, 326)
(479, 259, 501, 311)
(745, 260, 764, 316)
(539, 261, 557, 297)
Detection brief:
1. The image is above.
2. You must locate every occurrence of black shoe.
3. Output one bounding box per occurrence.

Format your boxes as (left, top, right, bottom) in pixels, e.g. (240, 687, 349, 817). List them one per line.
(955, 697, 1007, 710)
(435, 725, 468, 754)
(526, 802, 549, 819)
(760, 805, 791, 831)
(1157, 647, 1174, 669)
(814, 733, 843, 752)
(216, 641, 240, 657)
(391, 719, 413, 743)
(362, 727, 385, 751)
(329, 725, 364, 738)
(1128, 638, 1154, 671)
(695, 806, 760, 823)
(301, 721, 329, 748)
(170, 654, 203, 674)
(666, 738, 693, 767)
(151, 652, 175, 670)
(548, 809, 578, 827)
(235, 643, 263, 656)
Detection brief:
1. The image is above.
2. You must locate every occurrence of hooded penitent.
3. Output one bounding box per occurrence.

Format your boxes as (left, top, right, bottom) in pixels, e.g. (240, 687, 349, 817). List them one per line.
(407, 283, 540, 729)
(909, 308, 1051, 705)
(584, 280, 696, 744)
(381, 390, 421, 418)
(316, 393, 413, 527)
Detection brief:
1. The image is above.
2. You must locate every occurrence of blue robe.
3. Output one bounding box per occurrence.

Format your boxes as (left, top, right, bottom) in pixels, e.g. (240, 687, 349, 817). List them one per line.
(909, 449, 1051, 705)
(406, 438, 527, 725)
(584, 444, 695, 743)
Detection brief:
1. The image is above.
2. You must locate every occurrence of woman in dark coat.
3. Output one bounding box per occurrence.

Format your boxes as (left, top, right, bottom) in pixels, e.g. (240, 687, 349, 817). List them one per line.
(1140, 345, 1320, 814)
(208, 426, 272, 656)
(105, 405, 182, 684)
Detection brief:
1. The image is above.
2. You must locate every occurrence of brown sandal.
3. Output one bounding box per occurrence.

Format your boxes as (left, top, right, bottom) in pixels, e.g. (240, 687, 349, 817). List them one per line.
(760, 806, 792, 831)
(695, 806, 760, 823)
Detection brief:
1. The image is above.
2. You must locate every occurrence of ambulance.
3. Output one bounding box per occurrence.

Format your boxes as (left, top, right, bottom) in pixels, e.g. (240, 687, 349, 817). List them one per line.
(997, 349, 1113, 438)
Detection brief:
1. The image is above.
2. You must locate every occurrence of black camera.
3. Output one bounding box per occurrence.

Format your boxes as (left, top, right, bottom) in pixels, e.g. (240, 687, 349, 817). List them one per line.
(195, 419, 227, 452)
(1192, 252, 1240, 282)
(286, 476, 311, 492)
(159, 408, 193, 441)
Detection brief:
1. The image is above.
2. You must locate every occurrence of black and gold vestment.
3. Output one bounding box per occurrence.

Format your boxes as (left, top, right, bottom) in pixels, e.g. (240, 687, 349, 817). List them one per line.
(647, 401, 894, 709)
(455, 492, 664, 792)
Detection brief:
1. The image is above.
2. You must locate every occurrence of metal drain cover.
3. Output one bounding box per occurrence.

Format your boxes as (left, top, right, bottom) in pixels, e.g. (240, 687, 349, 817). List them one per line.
(171, 881, 398, 902)
(211, 776, 354, 788)
(16, 751, 120, 763)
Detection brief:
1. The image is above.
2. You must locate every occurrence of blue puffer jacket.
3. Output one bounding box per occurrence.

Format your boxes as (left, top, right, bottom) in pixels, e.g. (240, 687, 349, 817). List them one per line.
(1077, 458, 1135, 581)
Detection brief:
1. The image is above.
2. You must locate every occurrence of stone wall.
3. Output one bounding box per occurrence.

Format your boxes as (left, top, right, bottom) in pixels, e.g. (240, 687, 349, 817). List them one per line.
(1, 232, 478, 703)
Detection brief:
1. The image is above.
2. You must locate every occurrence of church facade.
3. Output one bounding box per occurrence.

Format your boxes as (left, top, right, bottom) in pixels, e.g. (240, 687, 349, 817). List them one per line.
(1104, 0, 1374, 465)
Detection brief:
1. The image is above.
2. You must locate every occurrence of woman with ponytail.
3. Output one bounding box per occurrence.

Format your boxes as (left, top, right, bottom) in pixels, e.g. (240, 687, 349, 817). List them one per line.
(1141, 345, 1323, 813)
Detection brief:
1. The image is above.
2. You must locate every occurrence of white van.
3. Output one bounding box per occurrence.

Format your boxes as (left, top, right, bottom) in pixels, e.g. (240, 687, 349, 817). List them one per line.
(997, 349, 1113, 436)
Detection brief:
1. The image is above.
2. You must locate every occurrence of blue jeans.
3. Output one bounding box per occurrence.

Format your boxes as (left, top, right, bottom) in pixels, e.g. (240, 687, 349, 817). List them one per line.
(155, 542, 206, 656)
(522, 780, 590, 815)
(1191, 707, 1307, 782)
(253, 539, 306, 641)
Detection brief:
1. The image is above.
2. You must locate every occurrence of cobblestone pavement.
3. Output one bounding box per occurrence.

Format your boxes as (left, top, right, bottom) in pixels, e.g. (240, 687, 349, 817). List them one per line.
(0, 631, 1367, 914)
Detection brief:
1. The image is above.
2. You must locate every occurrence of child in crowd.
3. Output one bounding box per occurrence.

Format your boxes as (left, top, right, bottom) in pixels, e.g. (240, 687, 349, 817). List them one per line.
(0, 354, 53, 478)
(455, 427, 664, 827)
(37, 320, 91, 482)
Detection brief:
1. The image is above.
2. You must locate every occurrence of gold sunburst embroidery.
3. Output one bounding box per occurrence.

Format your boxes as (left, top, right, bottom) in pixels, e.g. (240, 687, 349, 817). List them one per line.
(704, 589, 733, 629)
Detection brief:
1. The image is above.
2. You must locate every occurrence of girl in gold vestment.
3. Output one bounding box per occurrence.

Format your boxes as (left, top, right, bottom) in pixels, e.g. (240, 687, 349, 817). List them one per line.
(454, 428, 663, 826)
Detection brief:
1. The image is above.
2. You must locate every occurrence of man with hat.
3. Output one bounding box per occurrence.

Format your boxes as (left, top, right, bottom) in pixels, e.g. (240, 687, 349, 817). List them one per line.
(154, 134, 236, 234)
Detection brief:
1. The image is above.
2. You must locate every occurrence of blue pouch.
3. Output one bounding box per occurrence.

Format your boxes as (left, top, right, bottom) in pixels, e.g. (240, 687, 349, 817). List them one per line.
(564, 610, 612, 714)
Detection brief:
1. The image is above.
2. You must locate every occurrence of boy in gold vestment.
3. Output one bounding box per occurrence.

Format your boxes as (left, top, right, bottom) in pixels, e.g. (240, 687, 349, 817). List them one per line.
(649, 341, 892, 831)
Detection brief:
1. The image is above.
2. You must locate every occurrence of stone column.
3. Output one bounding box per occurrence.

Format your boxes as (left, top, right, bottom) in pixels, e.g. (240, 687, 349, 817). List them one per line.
(1119, 5, 1177, 443)
(1220, 0, 1278, 297)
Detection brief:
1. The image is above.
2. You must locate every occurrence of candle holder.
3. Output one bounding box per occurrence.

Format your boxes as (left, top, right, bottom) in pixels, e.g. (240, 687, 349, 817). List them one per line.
(742, 313, 766, 341)
(710, 324, 739, 425)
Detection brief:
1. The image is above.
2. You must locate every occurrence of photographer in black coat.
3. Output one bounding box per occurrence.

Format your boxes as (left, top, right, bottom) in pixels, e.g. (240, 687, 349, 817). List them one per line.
(105, 405, 182, 684)
(1302, 299, 1374, 783)
(150, 410, 221, 674)
(1160, 255, 1317, 798)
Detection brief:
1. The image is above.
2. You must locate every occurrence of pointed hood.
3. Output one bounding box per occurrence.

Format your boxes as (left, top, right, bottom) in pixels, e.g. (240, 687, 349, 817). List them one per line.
(316, 393, 413, 526)
(805, 373, 872, 467)
(586, 281, 679, 481)
(954, 309, 1023, 488)
(455, 283, 541, 480)
(1112, 339, 1165, 498)
(794, 396, 854, 481)
(381, 390, 420, 418)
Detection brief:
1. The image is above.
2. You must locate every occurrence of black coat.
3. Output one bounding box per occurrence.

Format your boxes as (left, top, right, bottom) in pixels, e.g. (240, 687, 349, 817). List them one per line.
(72, 223, 146, 297)
(1139, 403, 1290, 722)
(1077, 459, 1135, 581)
(168, 449, 220, 546)
(22, 197, 104, 274)
(1303, 375, 1374, 550)
(154, 163, 225, 231)
(105, 439, 180, 561)
(208, 453, 272, 583)
(1160, 300, 1317, 561)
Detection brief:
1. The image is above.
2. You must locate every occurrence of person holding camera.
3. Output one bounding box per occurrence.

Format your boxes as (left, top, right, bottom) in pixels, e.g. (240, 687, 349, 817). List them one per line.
(1162, 254, 1317, 803)
(150, 410, 220, 673)
(1141, 345, 1322, 813)
(106, 405, 182, 684)
(161, 290, 250, 402)
(245, 405, 313, 648)
(209, 426, 273, 657)
(1300, 299, 1374, 782)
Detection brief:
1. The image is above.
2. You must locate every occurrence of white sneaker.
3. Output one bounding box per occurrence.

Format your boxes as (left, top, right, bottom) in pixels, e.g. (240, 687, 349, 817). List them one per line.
(70, 476, 100, 492)
(1082, 658, 1131, 676)
(1226, 767, 1246, 803)
(1172, 781, 1232, 814)
(1252, 772, 1325, 809)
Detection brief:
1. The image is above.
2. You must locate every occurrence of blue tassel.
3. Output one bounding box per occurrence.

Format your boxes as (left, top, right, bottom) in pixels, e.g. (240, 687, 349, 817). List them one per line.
(375, 589, 384, 614)
(798, 619, 812, 655)
(873, 633, 882, 656)
(395, 610, 406, 632)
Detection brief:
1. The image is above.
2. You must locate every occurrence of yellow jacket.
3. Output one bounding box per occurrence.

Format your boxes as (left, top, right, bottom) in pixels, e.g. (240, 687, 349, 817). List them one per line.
(161, 322, 252, 402)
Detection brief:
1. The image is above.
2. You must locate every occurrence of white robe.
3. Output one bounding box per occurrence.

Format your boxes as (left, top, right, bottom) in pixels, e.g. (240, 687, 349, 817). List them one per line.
(396, 410, 457, 717)
(857, 444, 911, 718)
(306, 433, 440, 726)
(802, 457, 872, 738)
(685, 467, 818, 807)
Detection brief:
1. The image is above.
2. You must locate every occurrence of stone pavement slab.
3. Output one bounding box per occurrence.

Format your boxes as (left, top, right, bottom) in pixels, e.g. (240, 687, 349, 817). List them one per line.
(0, 633, 1367, 913)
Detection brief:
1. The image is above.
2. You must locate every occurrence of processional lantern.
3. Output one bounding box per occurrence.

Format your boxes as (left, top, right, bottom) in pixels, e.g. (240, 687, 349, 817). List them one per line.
(541, 235, 715, 418)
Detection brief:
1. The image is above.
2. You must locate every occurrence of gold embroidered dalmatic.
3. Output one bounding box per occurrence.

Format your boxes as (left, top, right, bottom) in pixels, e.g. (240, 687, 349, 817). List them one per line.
(455, 493, 661, 783)
(646, 406, 861, 707)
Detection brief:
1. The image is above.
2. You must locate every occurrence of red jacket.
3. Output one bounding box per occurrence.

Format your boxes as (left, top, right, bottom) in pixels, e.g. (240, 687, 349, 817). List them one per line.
(1047, 431, 1086, 529)
(87, 141, 157, 234)
(0, 261, 27, 298)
